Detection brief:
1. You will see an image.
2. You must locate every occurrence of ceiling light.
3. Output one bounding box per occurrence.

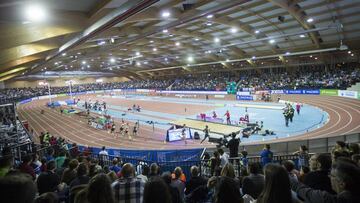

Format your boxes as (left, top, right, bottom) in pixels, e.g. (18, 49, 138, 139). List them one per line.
(206, 22, 212, 26)
(214, 37, 220, 43)
(164, 58, 168, 61)
(255, 30, 260, 34)
(175, 56, 179, 59)
(77, 52, 81, 55)
(187, 56, 194, 62)
(230, 27, 238, 33)
(144, 61, 148, 64)
(136, 52, 140, 56)
(110, 38, 115, 43)
(206, 14, 213, 19)
(162, 11, 170, 18)
(97, 41, 106, 45)
(314, 57, 318, 60)
(54, 62, 58, 65)
(307, 18, 314, 23)
(87, 65, 90, 68)
(24, 4, 46, 22)
(299, 34, 305, 38)
(82, 61, 86, 64)
(62, 53, 67, 56)
(162, 29, 168, 33)
(351, 53, 354, 56)
(110, 58, 116, 63)
(175, 42, 180, 46)
(194, 38, 199, 41)
(310, 55, 313, 58)
(252, 56, 256, 59)
(149, 40, 154, 43)
(348, 51, 351, 54)
(153, 48, 157, 51)
(269, 39, 275, 44)
(285, 51, 290, 55)
(70, 65, 73, 68)
(226, 59, 230, 62)
(136, 62, 141, 66)
(109, 67, 113, 70)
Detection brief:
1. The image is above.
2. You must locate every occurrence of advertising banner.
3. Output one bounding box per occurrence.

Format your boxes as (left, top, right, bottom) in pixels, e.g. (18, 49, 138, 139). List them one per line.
(285, 89, 320, 95)
(236, 91, 251, 96)
(338, 90, 358, 99)
(320, 89, 338, 96)
(160, 90, 227, 95)
(19, 98, 32, 104)
(236, 95, 254, 101)
(271, 90, 285, 94)
(303, 89, 320, 95)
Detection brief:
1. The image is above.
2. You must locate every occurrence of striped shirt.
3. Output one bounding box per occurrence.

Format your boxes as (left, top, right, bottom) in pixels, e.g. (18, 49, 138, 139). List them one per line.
(112, 177, 145, 203)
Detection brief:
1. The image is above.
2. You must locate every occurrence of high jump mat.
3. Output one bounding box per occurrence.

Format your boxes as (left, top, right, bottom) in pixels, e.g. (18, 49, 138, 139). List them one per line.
(171, 118, 241, 135)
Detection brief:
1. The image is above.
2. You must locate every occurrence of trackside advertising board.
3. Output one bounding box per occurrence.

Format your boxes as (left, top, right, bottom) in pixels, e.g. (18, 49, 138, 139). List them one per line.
(320, 89, 338, 96)
(338, 90, 358, 99)
(236, 95, 254, 100)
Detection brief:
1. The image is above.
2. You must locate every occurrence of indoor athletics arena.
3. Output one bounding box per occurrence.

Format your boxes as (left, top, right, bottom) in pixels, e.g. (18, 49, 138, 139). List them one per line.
(0, 0, 360, 203)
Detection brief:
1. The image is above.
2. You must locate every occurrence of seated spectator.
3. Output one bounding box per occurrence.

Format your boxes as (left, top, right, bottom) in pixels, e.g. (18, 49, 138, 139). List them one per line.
(242, 162, 265, 199)
(332, 141, 350, 157)
(348, 143, 360, 156)
(19, 154, 36, 180)
(86, 173, 114, 203)
(56, 158, 70, 178)
(185, 166, 207, 195)
(291, 158, 360, 203)
(304, 153, 335, 194)
(0, 154, 12, 177)
(37, 160, 61, 195)
(143, 177, 172, 203)
(0, 172, 36, 203)
(256, 163, 300, 203)
(162, 172, 181, 203)
(61, 159, 79, 185)
(34, 192, 59, 203)
(55, 150, 67, 169)
(282, 160, 299, 182)
(112, 163, 145, 203)
(69, 163, 90, 189)
(171, 167, 185, 200)
(214, 176, 243, 203)
(46, 148, 55, 162)
(31, 153, 42, 175)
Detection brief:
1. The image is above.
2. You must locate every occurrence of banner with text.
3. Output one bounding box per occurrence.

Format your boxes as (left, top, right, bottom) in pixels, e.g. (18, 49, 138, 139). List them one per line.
(338, 90, 358, 99)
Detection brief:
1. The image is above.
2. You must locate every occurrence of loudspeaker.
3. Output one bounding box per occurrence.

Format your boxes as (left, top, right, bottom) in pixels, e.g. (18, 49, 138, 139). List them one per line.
(194, 132, 200, 139)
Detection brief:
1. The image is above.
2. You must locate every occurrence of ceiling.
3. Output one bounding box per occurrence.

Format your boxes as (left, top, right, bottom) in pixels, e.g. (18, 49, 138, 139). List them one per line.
(1, 0, 360, 81)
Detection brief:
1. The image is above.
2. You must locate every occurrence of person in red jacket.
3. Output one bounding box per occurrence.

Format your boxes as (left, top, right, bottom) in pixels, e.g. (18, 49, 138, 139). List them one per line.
(224, 110, 231, 125)
(19, 154, 36, 180)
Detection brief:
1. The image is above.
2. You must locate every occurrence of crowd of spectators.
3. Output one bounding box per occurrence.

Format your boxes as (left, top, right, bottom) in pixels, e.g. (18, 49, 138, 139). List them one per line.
(0, 138, 359, 203)
(1, 67, 359, 104)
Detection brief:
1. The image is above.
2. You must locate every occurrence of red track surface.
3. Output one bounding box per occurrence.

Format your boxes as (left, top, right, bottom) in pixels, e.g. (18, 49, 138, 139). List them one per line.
(17, 95, 360, 149)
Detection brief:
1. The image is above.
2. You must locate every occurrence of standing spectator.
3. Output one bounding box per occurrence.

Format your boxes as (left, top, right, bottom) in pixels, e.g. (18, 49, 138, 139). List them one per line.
(218, 148, 229, 169)
(227, 133, 240, 160)
(31, 153, 42, 175)
(55, 150, 66, 169)
(214, 177, 243, 203)
(162, 172, 181, 203)
(112, 163, 145, 203)
(70, 143, 79, 158)
(69, 163, 90, 190)
(240, 151, 249, 168)
(109, 158, 121, 174)
(210, 151, 221, 176)
(99, 146, 109, 167)
(171, 167, 185, 200)
(291, 159, 360, 203)
(19, 154, 36, 180)
(256, 164, 299, 203)
(304, 153, 335, 194)
(185, 166, 207, 195)
(46, 148, 55, 162)
(260, 144, 273, 166)
(143, 177, 172, 203)
(136, 165, 149, 183)
(37, 160, 61, 195)
(294, 145, 310, 168)
(348, 143, 360, 156)
(242, 162, 265, 199)
(282, 160, 299, 182)
(148, 163, 159, 180)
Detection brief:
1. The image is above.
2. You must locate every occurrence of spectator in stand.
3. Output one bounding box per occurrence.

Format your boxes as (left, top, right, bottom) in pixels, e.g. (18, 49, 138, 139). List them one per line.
(34, 192, 59, 203)
(69, 163, 90, 189)
(291, 158, 360, 203)
(162, 172, 182, 203)
(61, 159, 79, 185)
(282, 160, 299, 182)
(56, 158, 70, 178)
(242, 162, 265, 199)
(240, 151, 249, 168)
(148, 163, 159, 180)
(260, 144, 273, 166)
(185, 166, 207, 196)
(85, 173, 115, 203)
(332, 141, 350, 157)
(46, 148, 55, 162)
(256, 163, 300, 203)
(218, 148, 229, 169)
(304, 153, 335, 194)
(299, 166, 310, 183)
(348, 143, 360, 156)
(210, 151, 221, 176)
(70, 143, 79, 158)
(55, 150, 67, 169)
(227, 133, 240, 160)
(214, 176, 243, 203)
(293, 145, 310, 168)
(0, 172, 36, 203)
(37, 160, 61, 195)
(136, 164, 149, 183)
(143, 177, 172, 203)
(109, 158, 121, 174)
(19, 154, 36, 180)
(31, 153, 42, 175)
(171, 167, 186, 200)
(0, 155, 12, 177)
(352, 154, 360, 167)
(112, 163, 145, 203)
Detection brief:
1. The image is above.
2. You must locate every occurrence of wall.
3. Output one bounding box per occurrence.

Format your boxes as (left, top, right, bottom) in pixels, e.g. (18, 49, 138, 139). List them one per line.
(4, 77, 130, 88)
